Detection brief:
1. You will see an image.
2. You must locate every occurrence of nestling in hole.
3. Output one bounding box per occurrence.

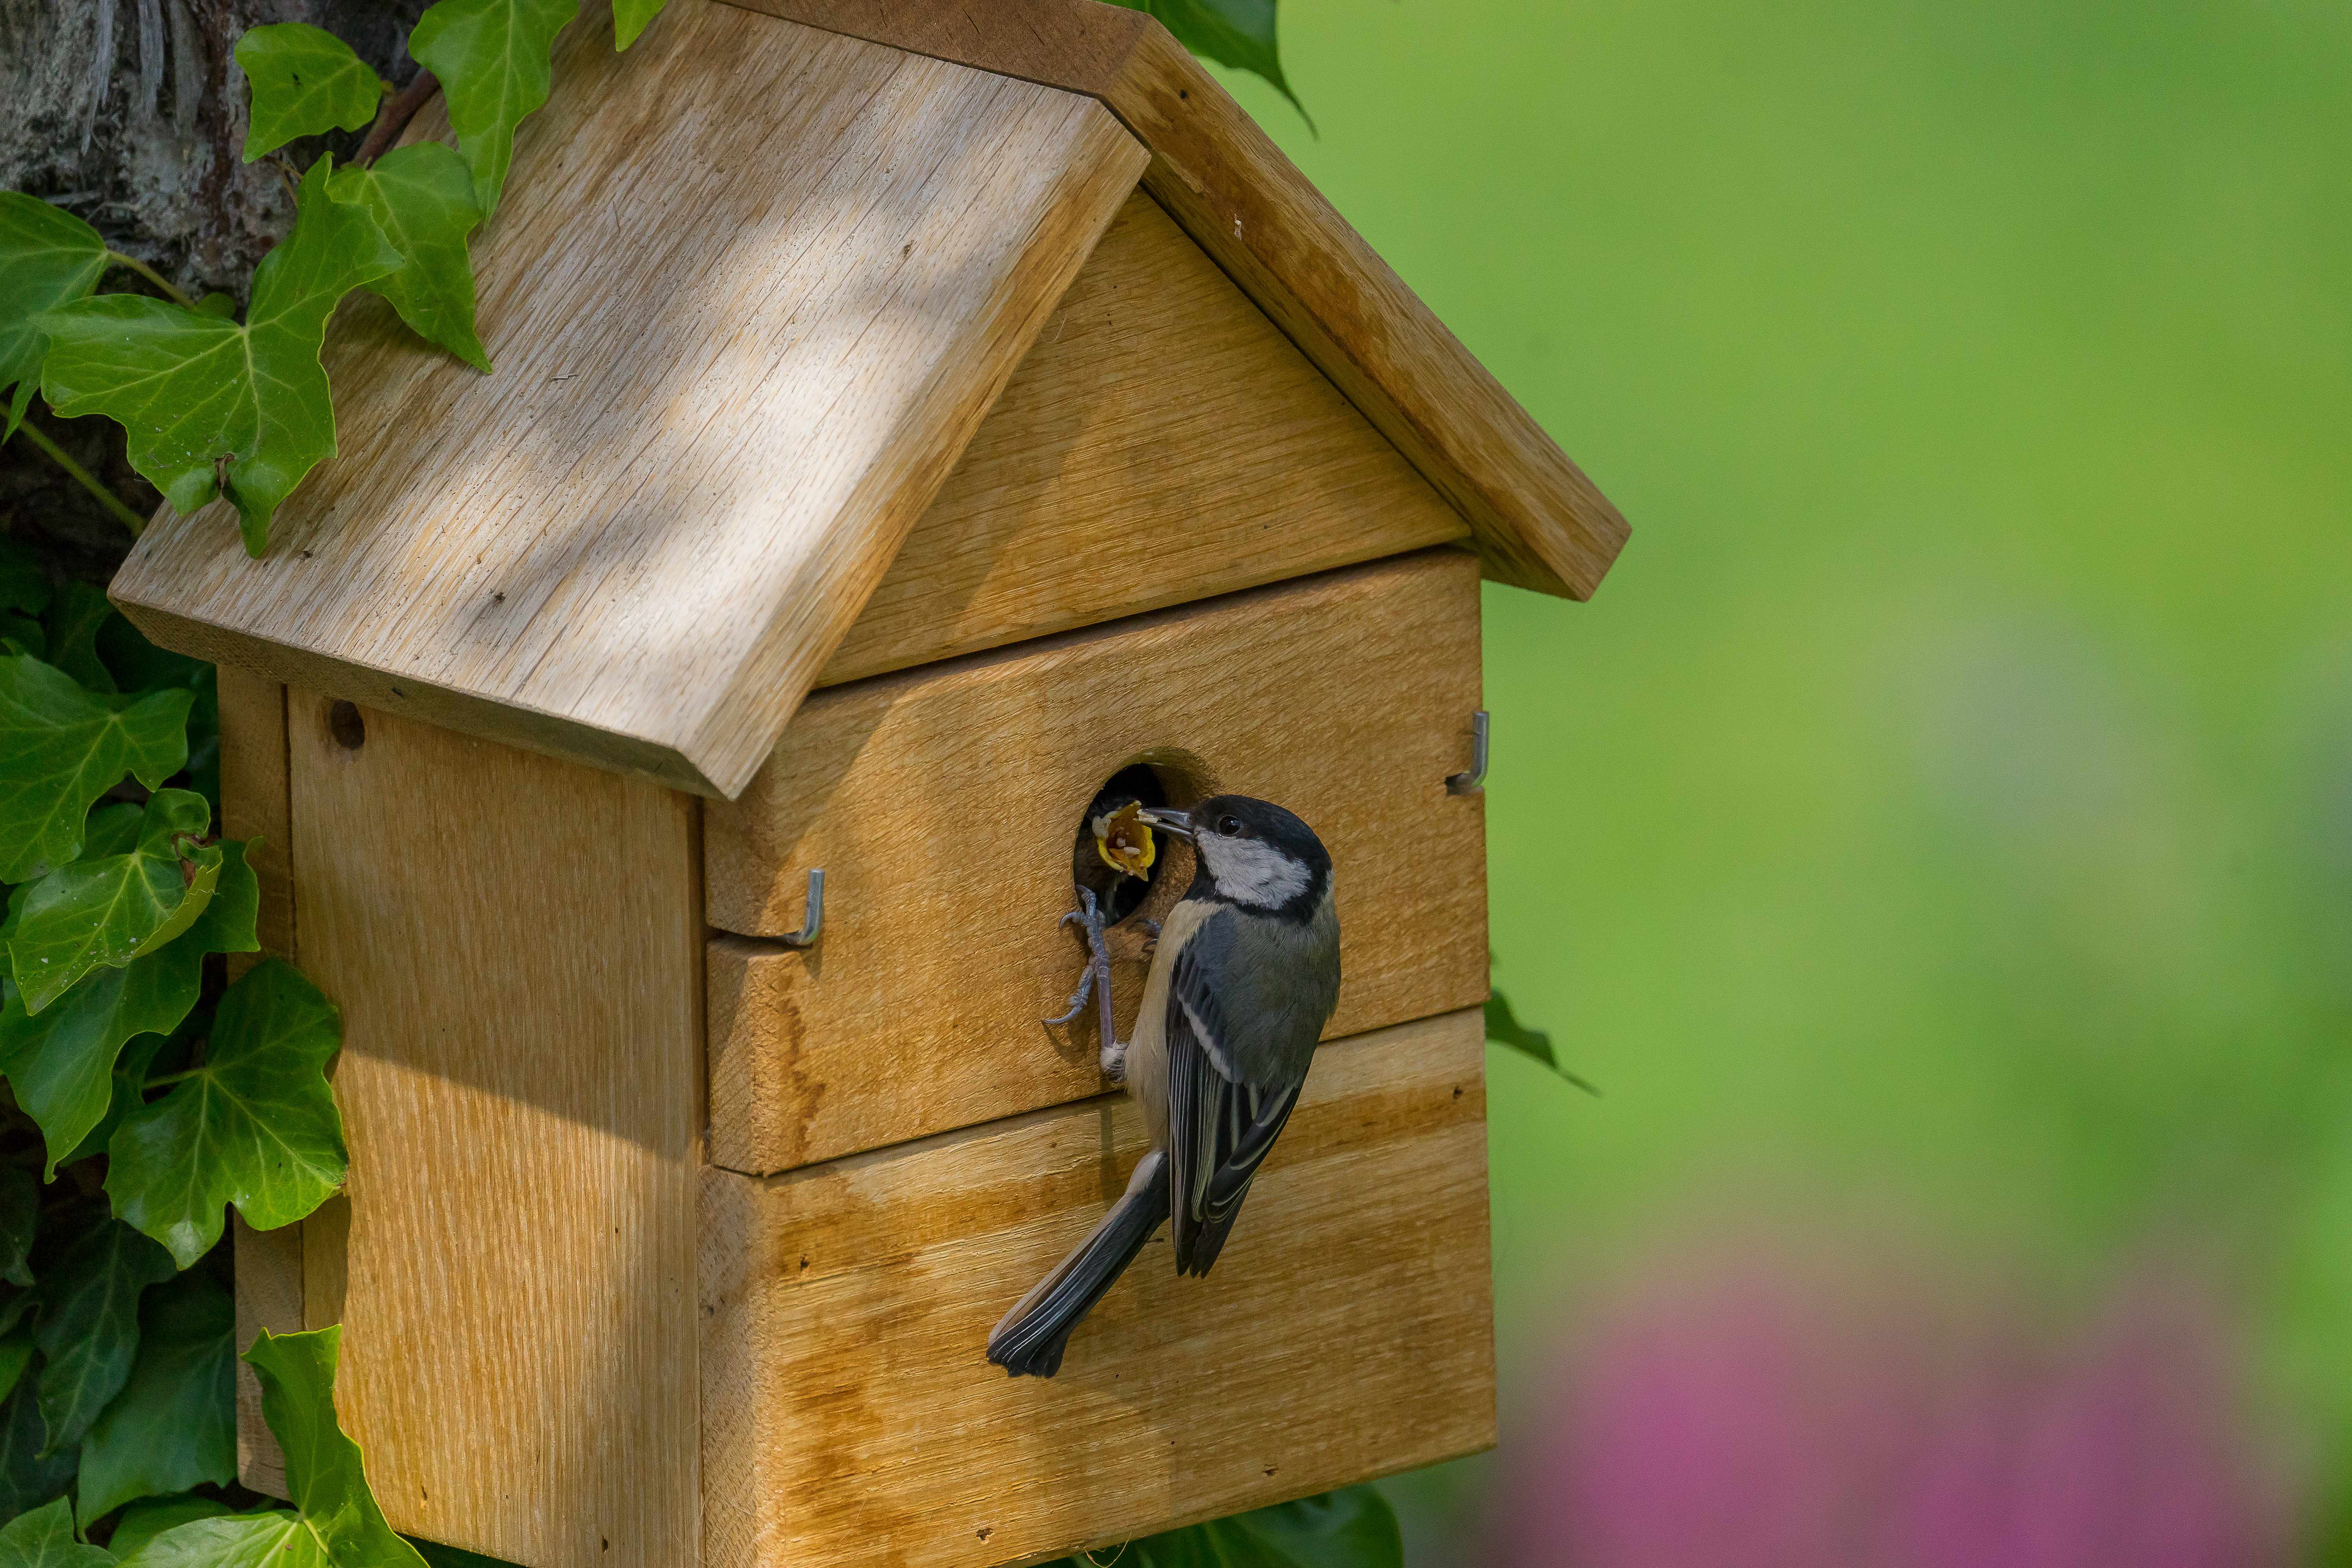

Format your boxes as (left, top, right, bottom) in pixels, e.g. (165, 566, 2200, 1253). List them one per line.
(1045, 764, 1175, 1069)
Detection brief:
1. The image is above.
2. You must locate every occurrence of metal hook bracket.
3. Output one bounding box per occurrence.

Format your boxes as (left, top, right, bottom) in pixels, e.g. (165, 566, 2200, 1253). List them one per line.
(1446, 710, 1490, 795)
(779, 868, 824, 948)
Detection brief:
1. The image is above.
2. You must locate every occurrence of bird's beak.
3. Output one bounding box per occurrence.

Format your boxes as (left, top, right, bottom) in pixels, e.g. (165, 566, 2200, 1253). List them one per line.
(1139, 806, 1194, 842)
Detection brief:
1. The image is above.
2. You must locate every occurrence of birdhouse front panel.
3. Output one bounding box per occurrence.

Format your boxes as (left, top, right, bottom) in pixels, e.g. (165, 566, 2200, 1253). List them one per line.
(704, 550, 1487, 1174)
(811, 191, 1472, 690)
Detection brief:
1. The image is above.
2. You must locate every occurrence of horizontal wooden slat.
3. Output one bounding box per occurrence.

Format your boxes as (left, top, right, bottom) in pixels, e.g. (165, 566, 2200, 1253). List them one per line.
(715, 0, 1630, 600)
(816, 189, 1468, 688)
(700, 1007, 1495, 1568)
(704, 550, 1486, 1174)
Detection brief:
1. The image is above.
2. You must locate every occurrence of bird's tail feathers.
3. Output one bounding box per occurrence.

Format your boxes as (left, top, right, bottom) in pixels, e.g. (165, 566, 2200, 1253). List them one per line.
(987, 1149, 1170, 1379)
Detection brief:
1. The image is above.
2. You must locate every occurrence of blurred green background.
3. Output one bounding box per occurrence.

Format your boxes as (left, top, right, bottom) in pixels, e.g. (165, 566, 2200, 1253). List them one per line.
(1209, 0, 2352, 1559)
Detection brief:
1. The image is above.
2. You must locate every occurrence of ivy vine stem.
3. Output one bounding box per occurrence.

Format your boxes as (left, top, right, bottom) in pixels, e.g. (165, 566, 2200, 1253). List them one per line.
(5, 421, 149, 536)
(142, 1064, 205, 1090)
(353, 69, 444, 168)
(103, 249, 196, 309)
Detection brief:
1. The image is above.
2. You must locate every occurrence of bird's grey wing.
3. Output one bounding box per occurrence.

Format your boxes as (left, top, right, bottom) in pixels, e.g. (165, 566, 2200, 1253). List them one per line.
(1165, 911, 1308, 1278)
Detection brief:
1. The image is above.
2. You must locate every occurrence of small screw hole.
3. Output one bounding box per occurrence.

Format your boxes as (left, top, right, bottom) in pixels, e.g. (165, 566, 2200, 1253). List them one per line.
(328, 700, 365, 751)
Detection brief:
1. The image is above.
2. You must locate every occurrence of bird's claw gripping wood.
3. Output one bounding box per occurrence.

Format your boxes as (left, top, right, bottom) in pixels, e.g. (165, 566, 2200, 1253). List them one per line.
(1044, 887, 1120, 1071)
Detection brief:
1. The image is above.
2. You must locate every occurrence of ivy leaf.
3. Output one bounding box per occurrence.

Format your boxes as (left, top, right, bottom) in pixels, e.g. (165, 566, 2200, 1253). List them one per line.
(107, 1497, 233, 1563)
(1485, 985, 1597, 1095)
(6, 789, 221, 1015)
(409, 0, 579, 217)
(0, 656, 192, 884)
(1484, 986, 1553, 1065)
(0, 623, 41, 662)
(0, 1497, 111, 1568)
(0, 1336, 29, 1408)
(1044, 1488, 1403, 1568)
(325, 145, 490, 372)
(31, 1219, 176, 1453)
(1111, 0, 1307, 122)
(236, 24, 389, 163)
(76, 804, 145, 863)
(0, 195, 107, 439)
(106, 959, 347, 1268)
(76, 1272, 236, 1526)
(36, 585, 114, 696)
(0, 1172, 33, 1290)
(246, 1329, 428, 1568)
(2, 842, 258, 1178)
(36, 158, 401, 556)
(0, 542, 51, 621)
(56, 1027, 175, 1172)
(612, 0, 668, 49)
(0, 1372, 73, 1524)
(181, 666, 221, 813)
(93, 618, 203, 700)
(116, 1515, 316, 1568)
(90, 619, 217, 809)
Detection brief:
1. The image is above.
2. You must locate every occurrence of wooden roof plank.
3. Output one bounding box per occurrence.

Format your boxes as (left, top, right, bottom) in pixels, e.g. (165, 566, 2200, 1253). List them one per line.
(715, 0, 1630, 599)
(111, 0, 1148, 798)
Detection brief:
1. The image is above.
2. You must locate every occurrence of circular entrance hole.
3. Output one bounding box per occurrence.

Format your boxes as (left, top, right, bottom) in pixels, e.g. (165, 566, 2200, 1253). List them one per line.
(327, 700, 366, 751)
(1067, 756, 1211, 927)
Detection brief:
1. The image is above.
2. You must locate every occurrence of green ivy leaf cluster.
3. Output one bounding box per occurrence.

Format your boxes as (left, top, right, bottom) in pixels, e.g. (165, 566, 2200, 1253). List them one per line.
(0, 1327, 413, 1565)
(0, 571, 363, 1541)
(38, 160, 403, 557)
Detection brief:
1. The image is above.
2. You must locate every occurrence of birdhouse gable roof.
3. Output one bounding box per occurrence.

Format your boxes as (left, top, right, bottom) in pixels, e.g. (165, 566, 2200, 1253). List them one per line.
(111, 0, 1628, 800)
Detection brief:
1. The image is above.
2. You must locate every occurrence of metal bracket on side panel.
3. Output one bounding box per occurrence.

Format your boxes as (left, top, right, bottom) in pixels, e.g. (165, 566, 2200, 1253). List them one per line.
(1446, 711, 1490, 796)
(780, 868, 824, 948)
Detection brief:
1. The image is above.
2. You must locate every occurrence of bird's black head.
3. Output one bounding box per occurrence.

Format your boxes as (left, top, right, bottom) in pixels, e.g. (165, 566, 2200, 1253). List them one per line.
(1161, 795, 1332, 918)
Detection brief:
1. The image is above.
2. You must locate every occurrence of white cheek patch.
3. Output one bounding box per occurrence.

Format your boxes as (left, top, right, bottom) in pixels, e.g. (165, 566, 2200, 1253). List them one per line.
(1198, 835, 1311, 909)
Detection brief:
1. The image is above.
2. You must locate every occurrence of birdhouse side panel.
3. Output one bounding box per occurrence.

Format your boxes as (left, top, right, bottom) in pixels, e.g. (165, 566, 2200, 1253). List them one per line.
(279, 694, 705, 1568)
(700, 1006, 1495, 1568)
(814, 190, 1470, 688)
(703, 548, 1487, 1176)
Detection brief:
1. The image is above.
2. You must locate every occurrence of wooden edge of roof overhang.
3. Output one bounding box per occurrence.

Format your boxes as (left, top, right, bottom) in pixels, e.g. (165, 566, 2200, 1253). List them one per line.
(108, 0, 1628, 802)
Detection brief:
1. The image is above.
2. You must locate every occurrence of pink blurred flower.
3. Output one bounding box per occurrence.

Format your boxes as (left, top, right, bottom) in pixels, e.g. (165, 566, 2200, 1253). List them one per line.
(1497, 1234, 2295, 1568)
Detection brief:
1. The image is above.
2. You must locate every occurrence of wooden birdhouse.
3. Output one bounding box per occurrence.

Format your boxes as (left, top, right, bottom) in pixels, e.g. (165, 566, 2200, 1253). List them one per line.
(107, 1, 1626, 1566)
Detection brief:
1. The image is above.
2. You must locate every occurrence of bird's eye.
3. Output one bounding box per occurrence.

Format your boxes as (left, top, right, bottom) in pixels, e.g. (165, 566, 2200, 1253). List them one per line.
(1217, 814, 1244, 837)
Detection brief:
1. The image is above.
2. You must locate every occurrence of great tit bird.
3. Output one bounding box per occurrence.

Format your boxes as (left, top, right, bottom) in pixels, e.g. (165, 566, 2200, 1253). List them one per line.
(989, 794, 1341, 1378)
(1044, 785, 1162, 1074)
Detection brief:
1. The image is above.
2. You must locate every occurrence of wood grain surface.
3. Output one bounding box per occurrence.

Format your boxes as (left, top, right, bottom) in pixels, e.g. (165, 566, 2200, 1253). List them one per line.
(701, 1006, 1495, 1568)
(230, 1214, 300, 1497)
(218, 665, 300, 1493)
(715, 0, 1630, 600)
(284, 693, 703, 1568)
(816, 189, 1467, 687)
(705, 550, 1486, 1175)
(215, 664, 292, 977)
(112, 0, 1147, 799)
